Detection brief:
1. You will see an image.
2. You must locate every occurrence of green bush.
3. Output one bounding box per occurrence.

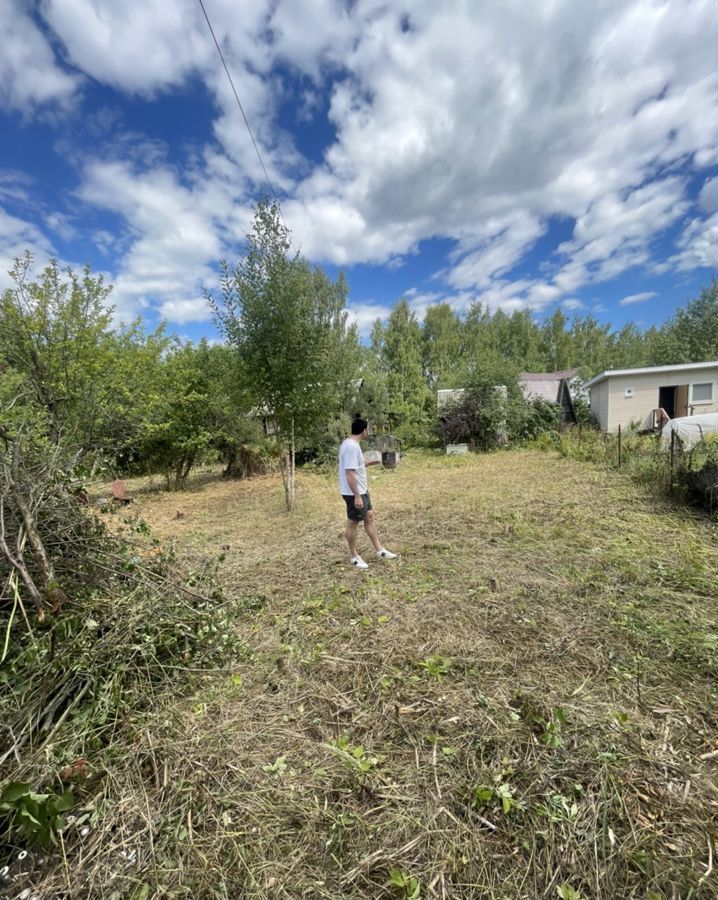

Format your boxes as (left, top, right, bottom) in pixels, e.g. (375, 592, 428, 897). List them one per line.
(675, 435, 718, 511)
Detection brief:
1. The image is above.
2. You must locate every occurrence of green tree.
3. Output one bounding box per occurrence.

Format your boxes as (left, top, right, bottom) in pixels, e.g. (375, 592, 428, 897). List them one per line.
(373, 298, 433, 445)
(140, 340, 220, 490)
(196, 342, 271, 479)
(422, 303, 463, 389)
(608, 322, 649, 370)
(461, 302, 499, 382)
(504, 310, 544, 370)
(655, 280, 718, 363)
(211, 200, 359, 509)
(0, 253, 169, 463)
(540, 309, 573, 372)
(0, 254, 113, 446)
(569, 316, 613, 378)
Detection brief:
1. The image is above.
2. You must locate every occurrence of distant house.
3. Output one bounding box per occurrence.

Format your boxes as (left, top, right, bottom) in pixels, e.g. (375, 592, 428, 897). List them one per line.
(437, 388, 466, 410)
(584, 361, 718, 433)
(518, 369, 579, 425)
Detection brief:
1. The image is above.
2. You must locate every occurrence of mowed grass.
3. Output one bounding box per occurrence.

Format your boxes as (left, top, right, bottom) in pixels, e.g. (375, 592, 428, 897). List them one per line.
(117, 450, 716, 899)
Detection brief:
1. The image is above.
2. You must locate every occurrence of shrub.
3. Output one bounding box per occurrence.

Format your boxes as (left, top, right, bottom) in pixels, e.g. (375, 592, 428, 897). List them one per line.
(674, 434, 718, 511)
(437, 384, 509, 451)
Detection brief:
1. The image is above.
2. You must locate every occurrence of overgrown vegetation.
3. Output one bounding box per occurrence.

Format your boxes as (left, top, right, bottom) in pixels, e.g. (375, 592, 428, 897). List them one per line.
(2, 240, 715, 490)
(2, 451, 712, 898)
(1, 211, 717, 897)
(0, 424, 249, 895)
(545, 426, 718, 513)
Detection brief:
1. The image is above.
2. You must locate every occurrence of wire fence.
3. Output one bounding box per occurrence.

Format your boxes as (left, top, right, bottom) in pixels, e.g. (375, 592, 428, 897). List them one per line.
(555, 424, 718, 514)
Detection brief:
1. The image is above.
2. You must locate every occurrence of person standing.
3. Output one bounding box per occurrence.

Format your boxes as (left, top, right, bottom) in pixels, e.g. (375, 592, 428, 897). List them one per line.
(338, 418, 397, 569)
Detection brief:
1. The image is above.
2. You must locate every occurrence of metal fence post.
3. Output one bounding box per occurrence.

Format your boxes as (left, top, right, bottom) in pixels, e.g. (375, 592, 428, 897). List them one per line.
(618, 424, 622, 469)
(670, 428, 676, 487)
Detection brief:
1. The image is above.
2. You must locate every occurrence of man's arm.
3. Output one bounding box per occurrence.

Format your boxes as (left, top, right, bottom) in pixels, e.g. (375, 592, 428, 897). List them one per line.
(345, 469, 363, 508)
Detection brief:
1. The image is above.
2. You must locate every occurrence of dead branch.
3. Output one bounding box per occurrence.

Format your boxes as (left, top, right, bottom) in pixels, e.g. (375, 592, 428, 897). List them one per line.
(0, 500, 44, 614)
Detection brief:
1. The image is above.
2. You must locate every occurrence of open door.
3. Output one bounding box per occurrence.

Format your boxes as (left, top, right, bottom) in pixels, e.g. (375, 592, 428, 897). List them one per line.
(675, 384, 689, 417)
(658, 385, 676, 419)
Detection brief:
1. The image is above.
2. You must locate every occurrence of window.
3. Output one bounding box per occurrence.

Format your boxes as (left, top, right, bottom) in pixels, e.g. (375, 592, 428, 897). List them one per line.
(690, 382, 714, 404)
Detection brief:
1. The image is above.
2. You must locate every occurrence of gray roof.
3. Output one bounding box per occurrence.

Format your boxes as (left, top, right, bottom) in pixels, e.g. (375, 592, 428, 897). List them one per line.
(518, 370, 578, 404)
(584, 360, 718, 390)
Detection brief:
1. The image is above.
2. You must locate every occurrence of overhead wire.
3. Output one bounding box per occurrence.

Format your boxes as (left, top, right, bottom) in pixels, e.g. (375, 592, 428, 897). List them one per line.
(197, 0, 287, 228)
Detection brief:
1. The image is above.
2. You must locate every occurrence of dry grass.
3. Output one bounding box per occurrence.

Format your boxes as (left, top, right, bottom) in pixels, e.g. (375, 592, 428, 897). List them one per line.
(13, 450, 718, 898)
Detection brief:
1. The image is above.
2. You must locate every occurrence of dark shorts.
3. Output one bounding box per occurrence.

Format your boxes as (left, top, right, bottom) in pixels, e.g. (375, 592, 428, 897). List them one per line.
(343, 492, 372, 522)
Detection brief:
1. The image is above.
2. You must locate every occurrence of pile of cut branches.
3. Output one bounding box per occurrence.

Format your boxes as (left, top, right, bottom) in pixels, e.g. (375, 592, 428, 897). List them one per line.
(0, 427, 245, 897)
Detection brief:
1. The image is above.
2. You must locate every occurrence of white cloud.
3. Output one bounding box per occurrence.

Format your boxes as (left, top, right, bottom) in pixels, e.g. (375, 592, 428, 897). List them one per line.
(0, 207, 55, 288)
(446, 213, 544, 291)
(0, 0, 80, 112)
(619, 291, 657, 306)
(698, 176, 718, 214)
(668, 213, 718, 272)
(45, 211, 77, 241)
(40, 0, 214, 95)
(0, 170, 34, 204)
(7, 0, 714, 323)
(159, 296, 212, 324)
(77, 160, 228, 321)
(345, 301, 394, 337)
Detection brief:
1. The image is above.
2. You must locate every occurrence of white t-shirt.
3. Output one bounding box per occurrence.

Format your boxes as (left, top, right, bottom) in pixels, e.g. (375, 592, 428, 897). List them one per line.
(338, 437, 367, 496)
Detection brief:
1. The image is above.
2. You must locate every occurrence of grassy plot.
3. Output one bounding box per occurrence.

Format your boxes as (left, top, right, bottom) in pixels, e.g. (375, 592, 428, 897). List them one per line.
(14, 451, 718, 898)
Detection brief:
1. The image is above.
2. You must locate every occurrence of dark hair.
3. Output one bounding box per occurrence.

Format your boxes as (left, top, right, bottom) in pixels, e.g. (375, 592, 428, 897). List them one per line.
(351, 417, 368, 435)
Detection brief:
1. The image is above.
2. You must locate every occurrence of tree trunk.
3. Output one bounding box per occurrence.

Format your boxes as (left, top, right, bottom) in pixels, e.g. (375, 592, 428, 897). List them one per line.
(279, 421, 296, 512)
(288, 418, 296, 511)
(223, 444, 238, 478)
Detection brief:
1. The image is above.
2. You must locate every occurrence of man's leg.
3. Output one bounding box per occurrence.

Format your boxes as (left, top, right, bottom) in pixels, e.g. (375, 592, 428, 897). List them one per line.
(362, 510, 382, 552)
(345, 519, 359, 557)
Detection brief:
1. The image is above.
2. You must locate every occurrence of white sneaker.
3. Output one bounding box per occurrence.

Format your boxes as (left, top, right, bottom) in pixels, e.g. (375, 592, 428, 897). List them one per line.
(351, 556, 369, 569)
(376, 548, 397, 559)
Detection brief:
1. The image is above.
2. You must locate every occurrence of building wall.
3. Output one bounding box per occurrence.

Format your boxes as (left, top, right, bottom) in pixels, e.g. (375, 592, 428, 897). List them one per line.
(588, 380, 609, 430)
(590, 365, 718, 432)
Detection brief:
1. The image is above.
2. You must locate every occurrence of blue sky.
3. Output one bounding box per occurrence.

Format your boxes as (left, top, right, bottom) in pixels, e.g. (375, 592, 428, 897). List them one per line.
(1, 0, 716, 344)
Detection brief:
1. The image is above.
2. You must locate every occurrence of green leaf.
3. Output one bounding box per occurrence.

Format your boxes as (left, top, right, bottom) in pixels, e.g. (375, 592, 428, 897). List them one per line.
(389, 868, 405, 886)
(54, 790, 75, 813)
(475, 787, 494, 804)
(17, 808, 42, 827)
(1, 782, 30, 803)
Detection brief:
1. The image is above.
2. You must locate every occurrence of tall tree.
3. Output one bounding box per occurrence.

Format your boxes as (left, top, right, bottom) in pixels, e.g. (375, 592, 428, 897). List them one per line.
(540, 309, 573, 372)
(460, 302, 497, 381)
(0, 254, 113, 446)
(656, 280, 718, 363)
(422, 303, 464, 389)
(0, 253, 168, 459)
(211, 200, 359, 510)
(374, 298, 433, 444)
(569, 316, 613, 378)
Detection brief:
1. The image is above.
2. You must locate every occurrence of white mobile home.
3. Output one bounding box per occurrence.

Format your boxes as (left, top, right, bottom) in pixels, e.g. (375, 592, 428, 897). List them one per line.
(584, 361, 718, 433)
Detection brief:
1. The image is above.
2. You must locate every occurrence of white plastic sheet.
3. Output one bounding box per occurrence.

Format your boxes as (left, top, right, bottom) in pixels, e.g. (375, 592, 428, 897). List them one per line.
(660, 413, 718, 449)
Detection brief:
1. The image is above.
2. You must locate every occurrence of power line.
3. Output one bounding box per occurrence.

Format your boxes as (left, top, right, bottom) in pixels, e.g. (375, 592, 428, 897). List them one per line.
(197, 0, 287, 227)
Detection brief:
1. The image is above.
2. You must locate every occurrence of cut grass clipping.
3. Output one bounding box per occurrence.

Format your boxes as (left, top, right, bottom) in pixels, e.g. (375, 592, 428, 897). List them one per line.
(1, 449, 716, 898)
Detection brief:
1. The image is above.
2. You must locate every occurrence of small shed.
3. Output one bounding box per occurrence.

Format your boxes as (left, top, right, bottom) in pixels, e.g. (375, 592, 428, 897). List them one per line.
(518, 369, 579, 425)
(584, 361, 718, 433)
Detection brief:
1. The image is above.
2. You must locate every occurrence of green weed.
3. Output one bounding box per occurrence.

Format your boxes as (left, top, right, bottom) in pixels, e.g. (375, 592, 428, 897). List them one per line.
(0, 782, 74, 848)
